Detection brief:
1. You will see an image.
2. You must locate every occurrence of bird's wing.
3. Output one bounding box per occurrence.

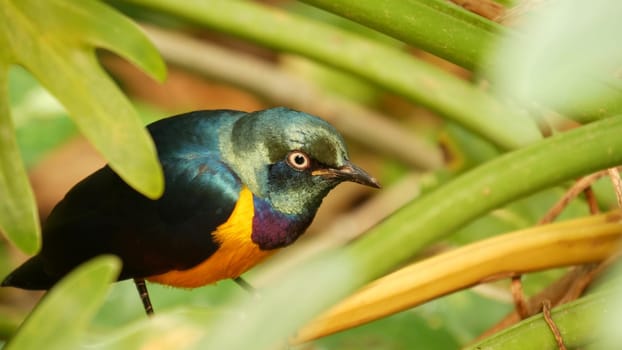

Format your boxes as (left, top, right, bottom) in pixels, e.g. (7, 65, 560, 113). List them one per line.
(40, 153, 241, 281)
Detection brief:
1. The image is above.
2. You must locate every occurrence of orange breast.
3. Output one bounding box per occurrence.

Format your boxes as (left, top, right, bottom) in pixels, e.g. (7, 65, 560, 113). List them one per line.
(148, 186, 275, 288)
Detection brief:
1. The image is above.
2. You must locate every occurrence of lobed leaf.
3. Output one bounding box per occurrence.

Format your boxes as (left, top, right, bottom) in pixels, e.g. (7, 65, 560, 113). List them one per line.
(0, 0, 167, 252)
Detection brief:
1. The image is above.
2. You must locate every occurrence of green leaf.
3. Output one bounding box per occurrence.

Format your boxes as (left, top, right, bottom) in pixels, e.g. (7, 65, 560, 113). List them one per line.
(5, 256, 121, 350)
(0, 66, 39, 253)
(0, 0, 167, 252)
(88, 309, 206, 350)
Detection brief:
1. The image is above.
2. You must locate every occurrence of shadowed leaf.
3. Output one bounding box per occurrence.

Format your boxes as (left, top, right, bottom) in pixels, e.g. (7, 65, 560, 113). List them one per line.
(5, 256, 121, 350)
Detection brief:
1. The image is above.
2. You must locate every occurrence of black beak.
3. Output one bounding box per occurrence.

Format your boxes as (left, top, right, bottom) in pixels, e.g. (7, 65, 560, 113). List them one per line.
(312, 161, 381, 188)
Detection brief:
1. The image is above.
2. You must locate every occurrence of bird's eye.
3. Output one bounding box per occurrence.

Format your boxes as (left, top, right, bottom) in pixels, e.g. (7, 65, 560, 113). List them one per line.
(286, 151, 311, 171)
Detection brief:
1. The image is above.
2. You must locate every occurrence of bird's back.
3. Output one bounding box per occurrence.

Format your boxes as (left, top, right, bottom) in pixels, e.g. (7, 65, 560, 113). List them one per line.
(2, 107, 379, 293)
(4, 110, 248, 289)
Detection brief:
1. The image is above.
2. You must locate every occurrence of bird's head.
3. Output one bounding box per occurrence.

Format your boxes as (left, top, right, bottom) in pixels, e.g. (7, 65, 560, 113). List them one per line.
(220, 107, 380, 216)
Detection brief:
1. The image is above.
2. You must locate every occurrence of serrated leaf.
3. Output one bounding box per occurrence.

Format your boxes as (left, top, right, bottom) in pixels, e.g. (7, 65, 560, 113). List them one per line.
(0, 0, 167, 252)
(5, 256, 121, 350)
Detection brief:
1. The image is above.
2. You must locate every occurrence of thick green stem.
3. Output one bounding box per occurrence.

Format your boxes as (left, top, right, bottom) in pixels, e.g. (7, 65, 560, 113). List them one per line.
(464, 290, 614, 349)
(298, 0, 508, 71)
(122, 0, 541, 150)
(349, 114, 622, 280)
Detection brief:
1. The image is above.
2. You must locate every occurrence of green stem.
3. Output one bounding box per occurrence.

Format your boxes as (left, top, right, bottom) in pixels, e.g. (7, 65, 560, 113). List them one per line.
(142, 25, 443, 169)
(464, 290, 613, 349)
(349, 114, 622, 280)
(298, 0, 508, 71)
(122, 0, 541, 150)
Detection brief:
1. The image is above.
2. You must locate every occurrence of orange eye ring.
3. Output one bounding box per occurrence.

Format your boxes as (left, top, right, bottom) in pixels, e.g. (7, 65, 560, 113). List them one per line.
(286, 151, 311, 171)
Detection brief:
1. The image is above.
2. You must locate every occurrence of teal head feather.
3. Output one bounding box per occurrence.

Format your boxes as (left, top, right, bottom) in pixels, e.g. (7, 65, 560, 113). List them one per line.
(218, 107, 380, 249)
(220, 107, 378, 216)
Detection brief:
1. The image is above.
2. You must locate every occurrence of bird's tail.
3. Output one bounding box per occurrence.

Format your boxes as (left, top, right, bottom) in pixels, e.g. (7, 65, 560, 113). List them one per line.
(1, 255, 56, 290)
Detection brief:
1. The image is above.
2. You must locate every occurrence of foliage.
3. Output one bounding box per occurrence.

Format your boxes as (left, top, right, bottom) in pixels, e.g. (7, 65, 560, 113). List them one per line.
(4, 256, 120, 350)
(0, 0, 166, 253)
(1, 0, 621, 349)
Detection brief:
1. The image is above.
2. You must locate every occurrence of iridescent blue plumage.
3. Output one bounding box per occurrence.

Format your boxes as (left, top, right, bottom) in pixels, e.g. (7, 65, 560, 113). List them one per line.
(251, 196, 314, 250)
(2, 107, 380, 313)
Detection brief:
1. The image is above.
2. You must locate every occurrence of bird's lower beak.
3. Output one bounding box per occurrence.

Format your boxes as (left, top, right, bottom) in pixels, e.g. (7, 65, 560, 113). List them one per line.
(312, 162, 381, 188)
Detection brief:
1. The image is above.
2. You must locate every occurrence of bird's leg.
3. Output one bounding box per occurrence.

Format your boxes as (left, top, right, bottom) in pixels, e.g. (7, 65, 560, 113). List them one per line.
(233, 276, 257, 295)
(133, 278, 154, 316)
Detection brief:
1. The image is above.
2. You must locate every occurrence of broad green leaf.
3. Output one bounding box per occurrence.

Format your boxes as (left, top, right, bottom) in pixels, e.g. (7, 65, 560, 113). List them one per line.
(0, 0, 167, 253)
(5, 256, 121, 350)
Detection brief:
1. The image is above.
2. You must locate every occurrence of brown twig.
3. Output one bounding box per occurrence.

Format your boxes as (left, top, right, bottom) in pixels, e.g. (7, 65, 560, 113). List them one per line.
(539, 171, 609, 224)
(480, 166, 622, 342)
(481, 167, 619, 343)
(542, 300, 567, 350)
(450, 0, 505, 21)
(560, 251, 622, 305)
(511, 276, 529, 319)
(607, 168, 622, 208)
(583, 186, 600, 215)
(506, 171, 604, 329)
(475, 265, 599, 341)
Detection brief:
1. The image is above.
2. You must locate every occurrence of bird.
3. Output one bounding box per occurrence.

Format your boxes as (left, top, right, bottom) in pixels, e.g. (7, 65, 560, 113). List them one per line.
(2, 107, 380, 314)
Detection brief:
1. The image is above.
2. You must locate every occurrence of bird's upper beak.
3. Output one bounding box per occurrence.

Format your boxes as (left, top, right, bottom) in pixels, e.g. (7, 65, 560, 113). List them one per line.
(312, 161, 381, 188)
